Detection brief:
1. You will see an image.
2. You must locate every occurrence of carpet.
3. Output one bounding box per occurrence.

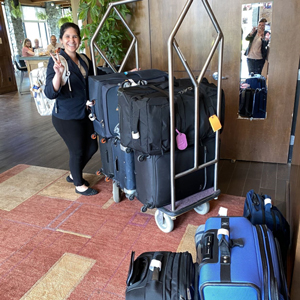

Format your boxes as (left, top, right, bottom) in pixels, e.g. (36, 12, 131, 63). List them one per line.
(0, 164, 245, 300)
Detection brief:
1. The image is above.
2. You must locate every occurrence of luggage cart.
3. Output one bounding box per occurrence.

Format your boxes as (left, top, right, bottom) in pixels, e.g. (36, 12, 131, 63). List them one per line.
(89, 0, 141, 203)
(154, 0, 224, 233)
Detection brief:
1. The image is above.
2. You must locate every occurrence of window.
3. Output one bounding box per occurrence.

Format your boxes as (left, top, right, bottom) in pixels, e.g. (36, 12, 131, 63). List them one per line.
(22, 6, 50, 49)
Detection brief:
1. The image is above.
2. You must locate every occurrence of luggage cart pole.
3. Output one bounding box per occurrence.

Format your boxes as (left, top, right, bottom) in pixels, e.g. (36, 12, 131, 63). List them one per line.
(167, 0, 224, 213)
(201, 0, 224, 192)
(90, 0, 142, 76)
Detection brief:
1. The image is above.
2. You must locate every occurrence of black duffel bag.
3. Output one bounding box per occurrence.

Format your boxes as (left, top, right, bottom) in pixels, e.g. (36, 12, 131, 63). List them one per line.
(125, 251, 195, 300)
(118, 78, 224, 155)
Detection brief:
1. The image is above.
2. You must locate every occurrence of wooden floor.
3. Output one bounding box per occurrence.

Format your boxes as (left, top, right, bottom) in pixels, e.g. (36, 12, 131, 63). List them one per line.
(0, 71, 291, 216)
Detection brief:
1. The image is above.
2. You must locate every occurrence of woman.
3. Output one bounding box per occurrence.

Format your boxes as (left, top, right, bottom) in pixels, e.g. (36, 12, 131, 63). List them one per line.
(44, 23, 100, 196)
(22, 39, 35, 57)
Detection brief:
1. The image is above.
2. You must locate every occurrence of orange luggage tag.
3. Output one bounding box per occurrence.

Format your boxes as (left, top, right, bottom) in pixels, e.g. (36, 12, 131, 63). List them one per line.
(209, 114, 222, 132)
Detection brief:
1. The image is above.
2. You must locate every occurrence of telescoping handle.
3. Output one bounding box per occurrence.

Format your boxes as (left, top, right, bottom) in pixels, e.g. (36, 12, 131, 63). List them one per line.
(167, 0, 224, 211)
(90, 0, 142, 75)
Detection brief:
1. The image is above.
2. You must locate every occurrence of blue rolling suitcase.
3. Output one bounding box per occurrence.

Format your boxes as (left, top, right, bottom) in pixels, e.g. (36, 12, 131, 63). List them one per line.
(197, 216, 289, 300)
(97, 137, 114, 181)
(243, 189, 290, 271)
(88, 69, 168, 139)
(111, 137, 136, 200)
(245, 74, 266, 90)
(252, 88, 267, 118)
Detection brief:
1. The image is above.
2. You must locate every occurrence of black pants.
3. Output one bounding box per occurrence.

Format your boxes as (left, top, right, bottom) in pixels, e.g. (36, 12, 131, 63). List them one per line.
(247, 58, 265, 75)
(52, 114, 98, 186)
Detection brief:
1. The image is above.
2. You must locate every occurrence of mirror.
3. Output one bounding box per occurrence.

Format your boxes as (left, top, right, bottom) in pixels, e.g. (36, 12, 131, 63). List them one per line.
(238, 2, 273, 119)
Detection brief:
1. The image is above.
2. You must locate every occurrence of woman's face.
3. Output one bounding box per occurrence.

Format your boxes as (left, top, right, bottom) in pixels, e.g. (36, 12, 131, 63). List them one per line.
(25, 41, 31, 48)
(60, 27, 80, 55)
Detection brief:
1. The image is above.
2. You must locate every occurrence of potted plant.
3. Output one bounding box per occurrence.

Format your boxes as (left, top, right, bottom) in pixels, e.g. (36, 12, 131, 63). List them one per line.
(57, 11, 73, 28)
(78, 0, 132, 66)
(36, 11, 48, 21)
(10, 0, 22, 19)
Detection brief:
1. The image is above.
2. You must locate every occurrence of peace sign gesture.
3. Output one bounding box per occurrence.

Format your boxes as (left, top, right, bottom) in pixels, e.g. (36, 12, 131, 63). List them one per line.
(50, 52, 65, 77)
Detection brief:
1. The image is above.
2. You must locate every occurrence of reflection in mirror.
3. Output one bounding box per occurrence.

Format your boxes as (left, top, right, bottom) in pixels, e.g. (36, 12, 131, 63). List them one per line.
(238, 2, 273, 120)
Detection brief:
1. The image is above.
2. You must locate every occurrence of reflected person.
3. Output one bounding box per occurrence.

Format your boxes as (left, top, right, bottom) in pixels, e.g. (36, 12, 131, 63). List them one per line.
(244, 18, 269, 75)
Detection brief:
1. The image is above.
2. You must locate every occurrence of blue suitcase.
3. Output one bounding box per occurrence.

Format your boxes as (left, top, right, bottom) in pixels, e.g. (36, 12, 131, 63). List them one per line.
(198, 216, 289, 300)
(88, 69, 168, 139)
(111, 137, 136, 200)
(245, 74, 266, 90)
(252, 88, 267, 118)
(97, 137, 114, 181)
(243, 189, 290, 270)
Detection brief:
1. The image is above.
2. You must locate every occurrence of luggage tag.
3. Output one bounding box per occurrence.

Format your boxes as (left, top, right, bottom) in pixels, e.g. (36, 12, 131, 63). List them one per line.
(176, 129, 188, 150)
(209, 115, 222, 132)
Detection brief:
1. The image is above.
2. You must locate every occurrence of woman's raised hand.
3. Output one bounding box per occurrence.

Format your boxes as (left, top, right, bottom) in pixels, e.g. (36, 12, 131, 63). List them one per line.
(50, 53, 65, 77)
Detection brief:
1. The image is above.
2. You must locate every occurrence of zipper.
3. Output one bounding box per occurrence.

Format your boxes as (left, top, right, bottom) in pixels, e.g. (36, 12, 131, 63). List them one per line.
(256, 225, 269, 300)
(261, 225, 279, 300)
(178, 253, 187, 300)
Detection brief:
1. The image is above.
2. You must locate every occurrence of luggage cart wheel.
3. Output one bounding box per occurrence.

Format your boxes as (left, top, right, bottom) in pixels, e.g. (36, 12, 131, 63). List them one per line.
(113, 182, 120, 203)
(194, 202, 210, 215)
(155, 210, 174, 233)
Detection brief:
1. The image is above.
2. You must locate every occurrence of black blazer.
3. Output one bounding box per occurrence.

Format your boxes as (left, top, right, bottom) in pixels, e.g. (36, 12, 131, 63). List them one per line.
(44, 49, 93, 120)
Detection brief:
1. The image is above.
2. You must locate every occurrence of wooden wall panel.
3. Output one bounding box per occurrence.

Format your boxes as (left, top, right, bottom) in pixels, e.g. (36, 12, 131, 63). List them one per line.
(127, 1, 152, 70)
(0, 4, 17, 94)
(133, 0, 300, 163)
(149, 0, 214, 76)
(210, 0, 300, 163)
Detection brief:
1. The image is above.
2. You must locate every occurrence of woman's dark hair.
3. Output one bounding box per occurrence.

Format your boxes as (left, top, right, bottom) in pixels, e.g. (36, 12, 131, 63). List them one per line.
(59, 22, 81, 40)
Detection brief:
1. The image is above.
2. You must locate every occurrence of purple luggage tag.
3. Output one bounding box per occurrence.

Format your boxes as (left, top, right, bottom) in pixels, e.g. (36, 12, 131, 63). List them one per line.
(176, 129, 188, 150)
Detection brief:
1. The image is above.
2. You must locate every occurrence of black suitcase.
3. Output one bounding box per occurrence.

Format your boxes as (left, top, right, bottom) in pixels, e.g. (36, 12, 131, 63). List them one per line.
(118, 78, 224, 155)
(134, 137, 215, 209)
(97, 137, 114, 180)
(88, 69, 168, 139)
(125, 251, 195, 300)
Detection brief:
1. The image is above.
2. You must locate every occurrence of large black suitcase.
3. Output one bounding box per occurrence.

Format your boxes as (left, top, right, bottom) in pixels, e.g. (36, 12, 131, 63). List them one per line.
(134, 137, 215, 209)
(118, 78, 224, 155)
(125, 251, 195, 300)
(88, 69, 168, 139)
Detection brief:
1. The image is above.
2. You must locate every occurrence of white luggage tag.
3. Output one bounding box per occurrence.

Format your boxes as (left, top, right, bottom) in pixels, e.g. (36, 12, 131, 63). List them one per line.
(149, 259, 162, 271)
(176, 129, 188, 150)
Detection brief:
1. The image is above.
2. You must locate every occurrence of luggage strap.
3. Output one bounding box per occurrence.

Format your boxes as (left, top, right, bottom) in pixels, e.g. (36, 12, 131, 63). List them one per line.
(218, 218, 245, 282)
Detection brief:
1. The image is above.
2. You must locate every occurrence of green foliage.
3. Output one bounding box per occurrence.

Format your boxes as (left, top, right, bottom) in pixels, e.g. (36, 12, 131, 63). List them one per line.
(36, 11, 48, 21)
(10, 1, 22, 19)
(57, 12, 73, 28)
(78, 0, 131, 65)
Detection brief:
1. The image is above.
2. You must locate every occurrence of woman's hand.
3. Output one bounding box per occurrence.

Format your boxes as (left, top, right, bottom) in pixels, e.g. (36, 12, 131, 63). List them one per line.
(50, 53, 65, 77)
(50, 53, 64, 92)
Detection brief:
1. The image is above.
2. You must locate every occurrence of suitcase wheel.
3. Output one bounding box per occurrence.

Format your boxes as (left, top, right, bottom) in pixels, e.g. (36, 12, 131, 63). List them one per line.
(88, 113, 96, 121)
(96, 170, 102, 176)
(91, 133, 97, 139)
(154, 210, 174, 233)
(105, 177, 111, 182)
(101, 138, 107, 144)
(194, 202, 210, 215)
(137, 155, 145, 162)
